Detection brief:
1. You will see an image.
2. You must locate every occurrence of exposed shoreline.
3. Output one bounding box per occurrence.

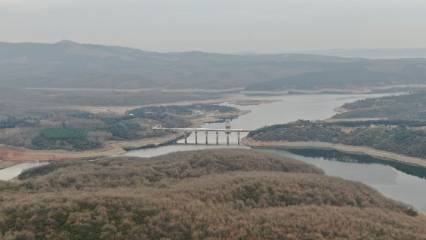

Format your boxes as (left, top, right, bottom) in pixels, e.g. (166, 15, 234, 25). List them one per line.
(0, 109, 247, 164)
(0, 90, 418, 167)
(0, 133, 183, 162)
(242, 138, 426, 169)
(243, 84, 422, 96)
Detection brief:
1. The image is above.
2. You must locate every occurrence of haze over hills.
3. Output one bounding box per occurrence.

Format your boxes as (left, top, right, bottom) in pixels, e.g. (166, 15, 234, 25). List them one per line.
(1, 40, 426, 91)
(305, 48, 426, 59)
(0, 40, 341, 90)
(2, 0, 426, 238)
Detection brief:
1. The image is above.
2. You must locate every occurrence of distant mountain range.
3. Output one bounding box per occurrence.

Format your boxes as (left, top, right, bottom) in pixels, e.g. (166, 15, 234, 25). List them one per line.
(304, 48, 426, 59)
(1, 40, 426, 90)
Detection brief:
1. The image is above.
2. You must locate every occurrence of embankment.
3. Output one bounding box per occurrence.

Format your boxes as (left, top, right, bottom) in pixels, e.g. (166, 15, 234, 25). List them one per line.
(242, 138, 426, 169)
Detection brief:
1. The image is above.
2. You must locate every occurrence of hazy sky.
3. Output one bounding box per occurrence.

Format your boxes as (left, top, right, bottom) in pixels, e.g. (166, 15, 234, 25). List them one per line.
(1, 0, 426, 53)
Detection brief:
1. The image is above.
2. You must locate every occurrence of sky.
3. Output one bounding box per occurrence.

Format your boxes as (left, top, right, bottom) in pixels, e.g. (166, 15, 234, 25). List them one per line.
(1, 0, 426, 53)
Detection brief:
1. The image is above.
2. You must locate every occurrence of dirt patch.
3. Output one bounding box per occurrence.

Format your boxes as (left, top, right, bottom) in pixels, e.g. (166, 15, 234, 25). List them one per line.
(0, 161, 19, 170)
(0, 145, 70, 162)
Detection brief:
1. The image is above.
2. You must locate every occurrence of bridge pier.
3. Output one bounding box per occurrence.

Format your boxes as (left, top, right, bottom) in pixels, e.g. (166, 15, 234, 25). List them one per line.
(226, 132, 230, 145)
(152, 126, 250, 146)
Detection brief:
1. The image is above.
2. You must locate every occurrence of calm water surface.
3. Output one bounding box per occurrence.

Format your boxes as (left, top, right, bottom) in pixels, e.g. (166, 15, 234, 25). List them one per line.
(127, 94, 380, 155)
(263, 149, 426, 211)
(2, 93, 425, 211)
(126, 93, 426, 211)
(196, 94, 385, 144)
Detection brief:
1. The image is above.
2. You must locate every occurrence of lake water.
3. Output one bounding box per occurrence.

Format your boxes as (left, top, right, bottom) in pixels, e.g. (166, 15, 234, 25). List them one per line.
(126, 93, 426, 211)
(263, 149, 426, 212)
(127, 94, 379, 155)
(2, 93, 425, 211)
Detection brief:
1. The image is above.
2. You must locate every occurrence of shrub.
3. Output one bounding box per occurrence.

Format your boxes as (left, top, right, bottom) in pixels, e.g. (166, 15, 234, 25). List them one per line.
(31, 128, 101, 151)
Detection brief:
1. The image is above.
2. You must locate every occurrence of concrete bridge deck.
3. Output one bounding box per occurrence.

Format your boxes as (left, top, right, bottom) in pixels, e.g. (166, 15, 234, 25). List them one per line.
(153, 127, 251, 132)
(153, 127, 252, 145)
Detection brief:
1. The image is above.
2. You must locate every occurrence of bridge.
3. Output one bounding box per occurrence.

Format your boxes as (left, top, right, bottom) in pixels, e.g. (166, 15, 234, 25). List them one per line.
(153, 123, 251, 145)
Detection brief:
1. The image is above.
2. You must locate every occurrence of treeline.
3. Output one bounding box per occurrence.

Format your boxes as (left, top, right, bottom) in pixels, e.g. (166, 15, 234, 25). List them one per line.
(130, 104, 237, 116)
(246, 68, 405, 91)
(0, 118, 16, 128)
(329, 119, 426, 127)
(0, 116, 38, 129)
(100, 116, 163, 139)
(27, 114, 173, 150)
(334, 92, 426, 121)
(249, 120, 426, 159)
(31, 127, 101, 151)
(129, 104, 237, 127)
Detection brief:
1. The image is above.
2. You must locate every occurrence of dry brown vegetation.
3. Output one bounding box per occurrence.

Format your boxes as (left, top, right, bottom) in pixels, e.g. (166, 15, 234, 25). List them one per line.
(0, 149, 425, 240)
(17, 150, 322, 190)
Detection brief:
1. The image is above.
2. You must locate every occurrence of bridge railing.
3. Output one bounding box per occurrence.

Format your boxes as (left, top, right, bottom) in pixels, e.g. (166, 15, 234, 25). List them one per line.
(153, 127, 251, 145)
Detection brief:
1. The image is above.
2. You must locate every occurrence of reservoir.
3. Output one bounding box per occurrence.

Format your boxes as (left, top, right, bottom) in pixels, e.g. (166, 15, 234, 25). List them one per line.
(127, 94, 378, 156)
(127, 93, 426, 211)
(1, 93, 424, 211)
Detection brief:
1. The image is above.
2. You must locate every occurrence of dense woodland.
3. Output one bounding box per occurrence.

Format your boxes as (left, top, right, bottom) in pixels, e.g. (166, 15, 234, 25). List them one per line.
(249, 120, 426, 158)
(0, 149, 425, 240)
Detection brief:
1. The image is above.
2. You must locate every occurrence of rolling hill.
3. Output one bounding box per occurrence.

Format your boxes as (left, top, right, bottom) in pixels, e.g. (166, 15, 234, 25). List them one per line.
(1, 40, 426, 91)
(0, 149, 425, 239)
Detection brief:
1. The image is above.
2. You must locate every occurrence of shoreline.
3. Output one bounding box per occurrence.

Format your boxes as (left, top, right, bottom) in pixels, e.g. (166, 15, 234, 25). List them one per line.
(0, 133, 184, 163)
(0, 90, 413, 167)
(243, 84, 422, 96)
(0, 108, 248, 164)
(242, 138, 426, 169)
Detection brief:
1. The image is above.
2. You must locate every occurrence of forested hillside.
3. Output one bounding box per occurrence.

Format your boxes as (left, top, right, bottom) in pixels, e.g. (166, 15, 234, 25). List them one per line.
(1, 41, 426, 90)
(1, 149, 425, 240)
(245, 68, 422, 91)
(334, 92, 426, 121)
